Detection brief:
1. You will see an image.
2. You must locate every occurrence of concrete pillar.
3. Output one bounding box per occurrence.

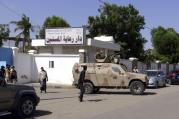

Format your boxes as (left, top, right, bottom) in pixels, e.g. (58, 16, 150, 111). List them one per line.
(79, 49, 86, 63)
(156, 60, 161, 70)
(173, 63, 176, 70)
(11, 47, 19, 66)
(166, 62, 169, 75)
(28, 50, 37, 82)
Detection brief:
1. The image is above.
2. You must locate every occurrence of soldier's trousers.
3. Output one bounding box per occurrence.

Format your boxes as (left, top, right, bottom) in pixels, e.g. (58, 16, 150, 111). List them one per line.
(79, 84, 84, 101)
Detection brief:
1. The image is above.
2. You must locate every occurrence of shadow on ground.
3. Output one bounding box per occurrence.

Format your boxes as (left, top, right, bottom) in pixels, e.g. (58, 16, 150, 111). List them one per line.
(41, 96, 77, 101)
(86, 99, 107, 102)
(170, 83, 179, 85)
(0, 110, 52, 119)
(95, 91, 157, 96)
(147, 85, 170, 89)
(41, 91, 61, 94)
(31, 110, 52, 118)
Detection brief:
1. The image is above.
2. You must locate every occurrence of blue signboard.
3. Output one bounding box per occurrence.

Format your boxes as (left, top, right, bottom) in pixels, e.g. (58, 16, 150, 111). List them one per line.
(0, 47, 13, 66)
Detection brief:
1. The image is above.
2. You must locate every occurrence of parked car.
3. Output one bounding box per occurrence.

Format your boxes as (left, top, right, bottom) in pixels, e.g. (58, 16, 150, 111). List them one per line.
(166, 70, 179, 84)
(146, 70, 166, 88)
(72, 63, 148, 95)
(0, 80, 40, 118)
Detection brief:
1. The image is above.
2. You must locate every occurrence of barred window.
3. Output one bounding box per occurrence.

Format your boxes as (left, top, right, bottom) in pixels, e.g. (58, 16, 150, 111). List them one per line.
(49, 61, 54, 68)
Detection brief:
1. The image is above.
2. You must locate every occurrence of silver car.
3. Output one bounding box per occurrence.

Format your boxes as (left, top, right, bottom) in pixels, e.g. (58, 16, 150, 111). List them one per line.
(146, 70, 166, 88)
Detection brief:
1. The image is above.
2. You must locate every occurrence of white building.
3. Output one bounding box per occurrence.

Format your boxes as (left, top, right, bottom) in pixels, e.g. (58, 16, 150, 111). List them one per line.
(13, 28, 120, 85)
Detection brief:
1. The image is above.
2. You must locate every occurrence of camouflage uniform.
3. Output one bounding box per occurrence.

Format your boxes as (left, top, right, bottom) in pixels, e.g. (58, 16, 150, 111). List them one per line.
(78, 66, 87, 102)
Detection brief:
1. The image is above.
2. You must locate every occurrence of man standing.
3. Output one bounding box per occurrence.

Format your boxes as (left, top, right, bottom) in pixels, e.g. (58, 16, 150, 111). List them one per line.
(10, 66, 17, 84)
(5, 64, 10, 83)
(39, 67, 48, 93)
(0, 66, 6, 86)
(133, 66, 139, 73)
(78, 65, 87, 102)
(0, 66, 5, 79)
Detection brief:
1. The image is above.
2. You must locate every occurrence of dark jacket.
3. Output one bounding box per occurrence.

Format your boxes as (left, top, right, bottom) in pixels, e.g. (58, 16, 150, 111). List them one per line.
(78, 70, 86, 85)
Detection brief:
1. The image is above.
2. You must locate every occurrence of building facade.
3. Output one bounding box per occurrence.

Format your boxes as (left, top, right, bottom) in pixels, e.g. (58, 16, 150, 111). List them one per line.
(29, 36, 120, 85)
(6, 28, 120, 85)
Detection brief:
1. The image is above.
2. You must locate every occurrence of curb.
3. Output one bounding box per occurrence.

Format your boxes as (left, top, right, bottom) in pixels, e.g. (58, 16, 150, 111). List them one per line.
(24, 83, 75, 89)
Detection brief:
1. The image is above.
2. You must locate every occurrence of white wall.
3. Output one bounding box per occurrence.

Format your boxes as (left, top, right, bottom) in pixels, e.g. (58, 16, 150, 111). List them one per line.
(13, 47, 80, 85)
(33, 54, 79, 85)
(13, 50, 33, 84)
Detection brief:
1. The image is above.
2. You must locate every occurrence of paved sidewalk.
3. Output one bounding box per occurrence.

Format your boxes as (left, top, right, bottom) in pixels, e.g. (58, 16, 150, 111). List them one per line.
(24, 82, 75, 89)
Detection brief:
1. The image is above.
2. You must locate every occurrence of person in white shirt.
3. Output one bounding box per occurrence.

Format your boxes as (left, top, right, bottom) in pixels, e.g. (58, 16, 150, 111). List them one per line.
(39, 67, 48, 93)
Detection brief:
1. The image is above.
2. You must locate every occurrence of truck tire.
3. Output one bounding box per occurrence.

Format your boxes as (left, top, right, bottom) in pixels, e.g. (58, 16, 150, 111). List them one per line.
(84, 82, 93, 94)
(16, 96, 36, 118)
(130, 81, 145, 95)
(93, 88, 100, 93)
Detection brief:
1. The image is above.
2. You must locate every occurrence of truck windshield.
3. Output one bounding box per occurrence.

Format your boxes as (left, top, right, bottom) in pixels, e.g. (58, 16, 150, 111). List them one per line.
(120, 64, 127, 71)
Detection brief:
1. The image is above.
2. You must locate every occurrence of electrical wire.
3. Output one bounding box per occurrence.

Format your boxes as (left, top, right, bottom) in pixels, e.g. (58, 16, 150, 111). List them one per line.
(0, 0, 22, 17)
(0, 0, 40, 37)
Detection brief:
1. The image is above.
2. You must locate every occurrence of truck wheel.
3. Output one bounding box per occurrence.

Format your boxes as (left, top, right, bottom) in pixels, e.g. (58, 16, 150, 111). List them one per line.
(93, 88, 100, 93)
(16, 96, 36, 118)
(130, 81, 145, 95)
(84, 82, 93, 94)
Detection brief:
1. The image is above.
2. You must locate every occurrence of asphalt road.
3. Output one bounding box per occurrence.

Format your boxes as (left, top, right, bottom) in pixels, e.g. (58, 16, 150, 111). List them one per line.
(1, 85, 179, 119)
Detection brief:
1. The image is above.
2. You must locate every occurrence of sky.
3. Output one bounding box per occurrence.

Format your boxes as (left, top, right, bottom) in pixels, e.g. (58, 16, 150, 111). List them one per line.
(1, 0, 179, 49)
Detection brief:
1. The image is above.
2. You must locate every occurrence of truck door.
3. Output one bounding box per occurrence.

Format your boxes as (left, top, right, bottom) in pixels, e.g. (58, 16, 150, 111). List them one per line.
(111, 66, 122, 87)
(95, 64, 111, 86)
(0, 85, 13, 111)
(111, 64, 128, 87)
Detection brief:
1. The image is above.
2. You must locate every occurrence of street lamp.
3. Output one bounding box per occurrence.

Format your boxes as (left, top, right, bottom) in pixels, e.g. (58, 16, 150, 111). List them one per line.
(129, 57, 138, 61)
(155, 60, 160, 64)
(155, 60, 161, 70)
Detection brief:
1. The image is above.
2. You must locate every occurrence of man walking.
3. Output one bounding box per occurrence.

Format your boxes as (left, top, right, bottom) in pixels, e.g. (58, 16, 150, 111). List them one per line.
(78, 65, 87, 102)
(39, 67, 48, 93)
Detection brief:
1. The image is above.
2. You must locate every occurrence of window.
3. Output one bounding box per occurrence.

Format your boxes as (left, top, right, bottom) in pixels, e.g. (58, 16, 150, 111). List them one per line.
(112, 67, 121, 73)
(147, 71, 158, 76)
(120, 63, 127, 71)
(159, 71, 164, 76)
(49, 61, 54, 68)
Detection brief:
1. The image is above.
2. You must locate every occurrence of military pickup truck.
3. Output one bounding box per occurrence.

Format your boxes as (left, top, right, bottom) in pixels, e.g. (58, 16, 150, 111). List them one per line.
(72, 63, 148, 95)
(0, 80, 40, 118)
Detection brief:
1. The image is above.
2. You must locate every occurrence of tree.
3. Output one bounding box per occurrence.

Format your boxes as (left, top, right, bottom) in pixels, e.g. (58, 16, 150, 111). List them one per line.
(0, 24, 9, 47)
(88, 3, 146, 60)
(11, 14, 34, 52)
(143, 49, 155, 63)
(151, 26, 179, 63)
(39, 16, 70, 39)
